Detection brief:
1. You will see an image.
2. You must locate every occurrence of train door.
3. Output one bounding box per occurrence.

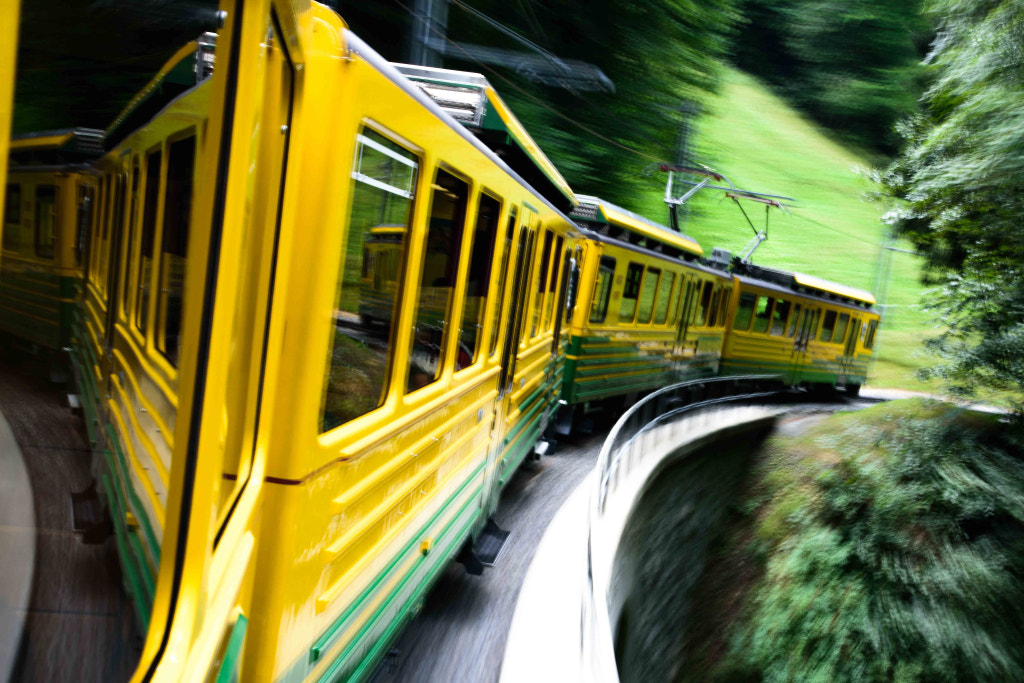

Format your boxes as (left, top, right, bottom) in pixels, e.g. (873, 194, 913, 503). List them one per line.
(102, 169, 127, 355)
(840, 316, 860, 381)
(136, 2, 294, 681)
(673, 276, 694, 356)
(791, 305, 819, 385)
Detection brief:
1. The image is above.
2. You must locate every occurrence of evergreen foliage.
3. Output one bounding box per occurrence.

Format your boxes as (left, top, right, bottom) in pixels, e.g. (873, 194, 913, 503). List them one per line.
(733, 0, 929, 152)
(711, 401, 1024, 682)
(876, 0, 1024, 409)
(437, 0, 741, 211)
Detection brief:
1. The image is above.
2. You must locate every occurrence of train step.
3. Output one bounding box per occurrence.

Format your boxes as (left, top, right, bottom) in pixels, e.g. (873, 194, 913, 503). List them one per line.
(70, 481, 111, 544)
(458, 519, 510, 575)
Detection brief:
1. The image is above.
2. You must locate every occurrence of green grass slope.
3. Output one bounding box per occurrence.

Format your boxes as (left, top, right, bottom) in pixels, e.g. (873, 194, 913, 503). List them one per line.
(633, 68, 934, 390)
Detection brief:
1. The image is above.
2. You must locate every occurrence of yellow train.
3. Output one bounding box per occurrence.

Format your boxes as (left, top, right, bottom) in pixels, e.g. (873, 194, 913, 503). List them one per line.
(1, 128, 102, 351)
(67, 3, 582, 680)
(1, 2, 880, 681)
(556, 195, 734, 431)
(719, 261, 879, 395)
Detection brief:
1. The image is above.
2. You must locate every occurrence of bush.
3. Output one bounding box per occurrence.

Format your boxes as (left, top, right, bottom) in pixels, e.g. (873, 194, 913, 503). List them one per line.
(715, 400, 1024, 683)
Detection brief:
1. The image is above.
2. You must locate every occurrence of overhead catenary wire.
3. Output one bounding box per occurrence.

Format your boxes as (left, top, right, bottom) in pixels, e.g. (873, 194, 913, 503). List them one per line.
(391, 0, 664, 163)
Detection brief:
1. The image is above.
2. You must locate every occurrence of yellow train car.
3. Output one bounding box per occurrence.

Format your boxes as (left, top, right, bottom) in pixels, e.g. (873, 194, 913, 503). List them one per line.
(557, 195, 733, 431)
(1, 129, 102, 351)
(720, 262, 880, 395)
(68, 4, 581, 681)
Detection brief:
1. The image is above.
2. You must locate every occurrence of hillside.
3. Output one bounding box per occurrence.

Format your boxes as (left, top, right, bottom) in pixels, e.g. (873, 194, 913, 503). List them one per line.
(632, 68, 933, 390)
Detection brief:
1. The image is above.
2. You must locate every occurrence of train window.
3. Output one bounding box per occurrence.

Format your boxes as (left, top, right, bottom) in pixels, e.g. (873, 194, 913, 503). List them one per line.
(136, 150, 161, 335)
(707, 287, 721, 327)
(545, 235, 563, 330)
(407, 168, 468, 392)
(75, 183, 94, 266)
(695, 281, 713, 326)
(122, 161, 140, 317)
(653, 272, 675, 324)
(752, 296, 773, 334)
(787, 304, 803, 337)
(620, 262, 643, 322)
(865, 320, 878, 349)
(590, 256, 616, 324)
(322, 130, 417, 431)
(637, 268, 660, 324)
(457, 193, 501, 370)
(665, 276, 682, 326)
(719, 288, 732, 327)
(3, 184, 19, 250)
(833, 313, 850, 345)
(88, 177, 104, 280)
(531, 230, 553, 337)
(156, 135, 196, 366)
(771, 299, 791, 336)
(34, 185, 58, 259)
(734, 292, 756, 331)
(819, 310, 837, 342)
(4, 183, 19, 224)
(489, 208, 515, 357)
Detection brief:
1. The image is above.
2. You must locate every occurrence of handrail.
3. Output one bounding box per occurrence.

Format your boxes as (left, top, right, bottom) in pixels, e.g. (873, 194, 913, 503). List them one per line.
(595, 374, 783, 512)
(584, 374, 785, 681)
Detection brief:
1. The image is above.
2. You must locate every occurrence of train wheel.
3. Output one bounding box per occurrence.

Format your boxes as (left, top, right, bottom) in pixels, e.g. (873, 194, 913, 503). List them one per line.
(845, 383, 861, 397)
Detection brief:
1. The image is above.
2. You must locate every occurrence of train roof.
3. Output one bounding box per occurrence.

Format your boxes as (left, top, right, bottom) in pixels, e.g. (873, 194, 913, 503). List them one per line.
(393, 64, 577, 213)
(734, 262, 876, 307)
(570, 195, 704, 258)
(8, 127, 105, 167)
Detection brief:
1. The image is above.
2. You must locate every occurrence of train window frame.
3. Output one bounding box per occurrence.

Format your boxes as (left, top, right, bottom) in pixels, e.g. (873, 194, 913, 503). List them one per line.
(653, 271, 675, 325)
(590, 256, 616, 324)
(136, 146, 163, 338)
(833, 313, 850, 345)
(636, 267, 660, 325)
(734, 291, 757, 331)
(695, 281, 713, 327)
(155, 131, 197, 368)
(406, 165, 470, 394)
(3, 184, 20, 251)
(489, 207, 516, 358)
(706, 286, 721, 327)
(787, 304, 803, 337)
(770, 298, 791, 336)
(531, 229, 554, 338)
(619, 261, 644, 323)
(121, 158, 141, 320)
(321, 127, 420, 434)
(544, 234, 564, 332)
(865, 320, 878, 349)
(74, 182, 94, 266)
(456, 190, 502, 371)
(819, 310, 837, 342)
(664, 276, 681, 326)
(718, 287, 732, 328)
(752, 295, 773, 334)
(33, 184, 58, 260)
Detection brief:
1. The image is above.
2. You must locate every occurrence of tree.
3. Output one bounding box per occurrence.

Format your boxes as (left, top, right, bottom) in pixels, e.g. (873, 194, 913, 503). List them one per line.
(878, 0, 1024, 408)
(733, 0, 929, 153)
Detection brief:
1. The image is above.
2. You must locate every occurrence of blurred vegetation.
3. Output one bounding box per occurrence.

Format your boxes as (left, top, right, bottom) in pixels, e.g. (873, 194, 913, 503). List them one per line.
(437, 0, 741, 209)
(12, 0, 216, 134)
(876, 0, 1024, 410)
(685, 400, 1024, 682)
(732, 0, 932, 154)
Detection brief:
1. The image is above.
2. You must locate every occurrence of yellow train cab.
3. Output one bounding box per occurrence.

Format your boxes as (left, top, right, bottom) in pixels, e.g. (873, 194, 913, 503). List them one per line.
(720, 262, 880, 395)
(68, 4, 581, 681)
(557, 195, 731, 431)
(1, 128, 102, 350)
